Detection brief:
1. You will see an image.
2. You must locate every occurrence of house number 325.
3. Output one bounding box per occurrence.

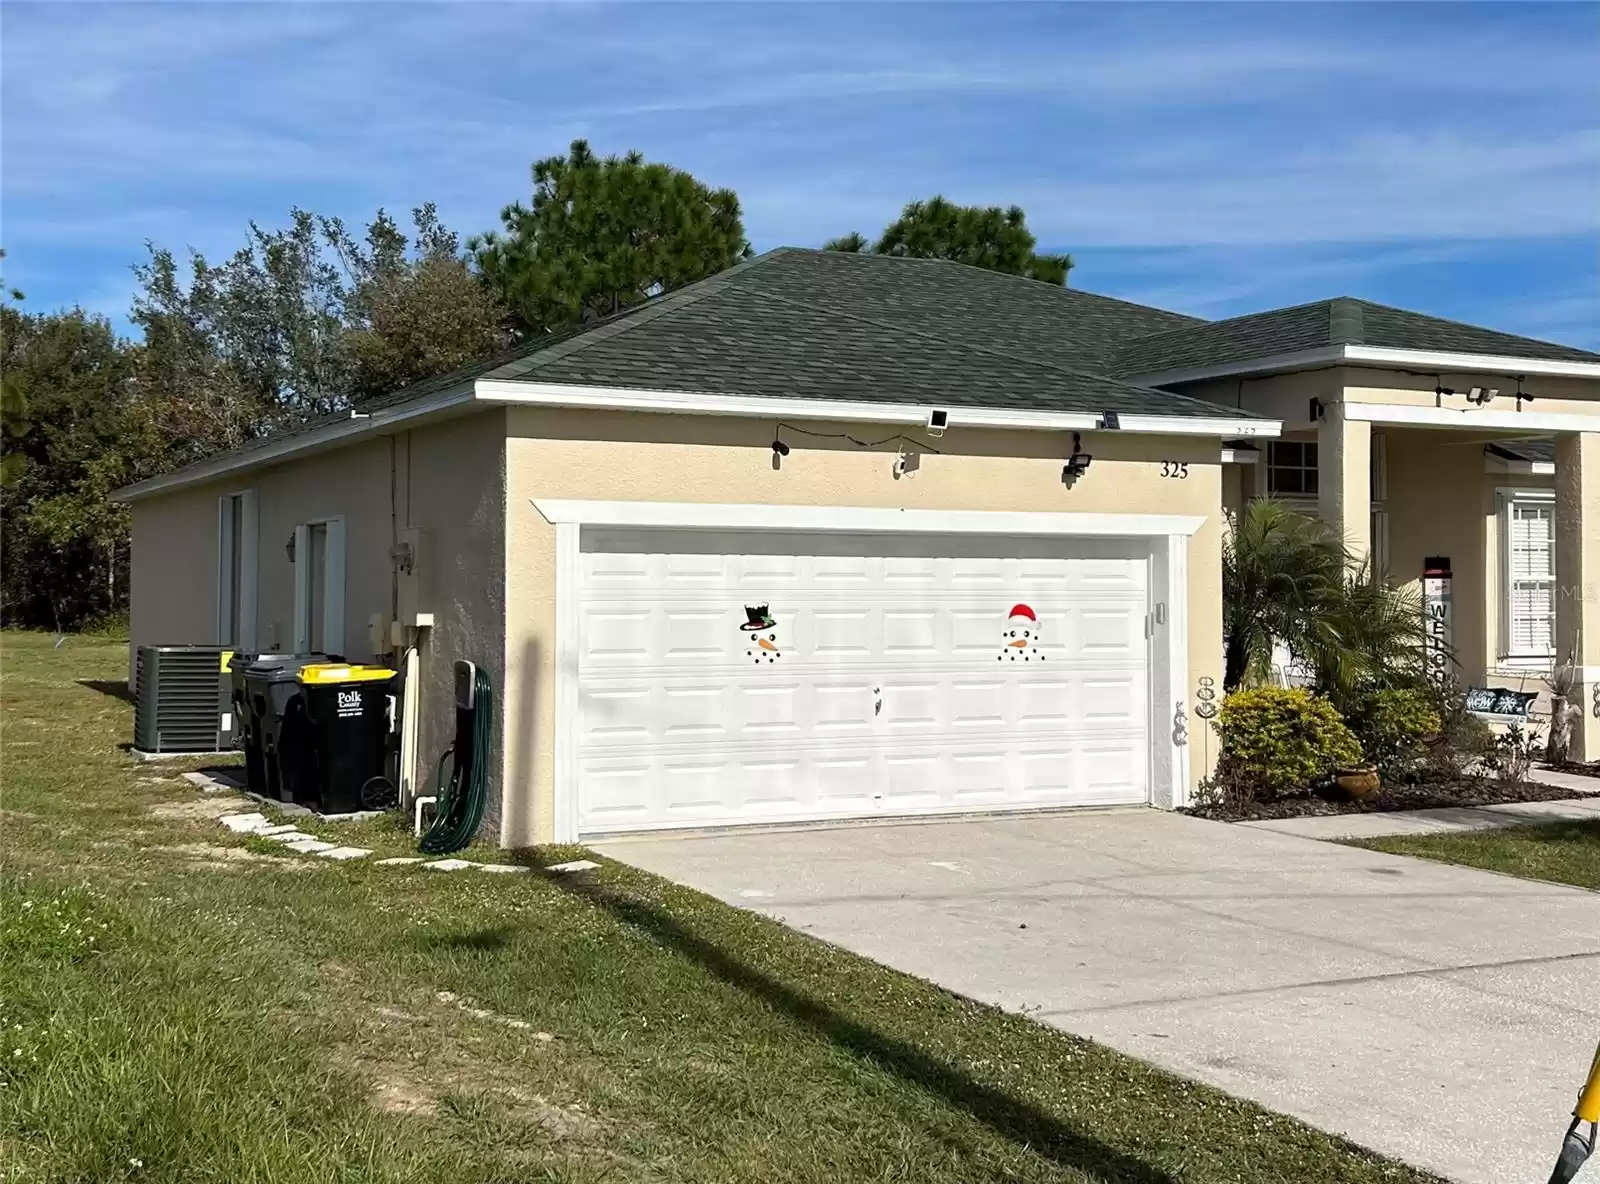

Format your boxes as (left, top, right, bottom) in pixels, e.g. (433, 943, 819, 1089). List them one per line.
(1160, 461, 1189, 479)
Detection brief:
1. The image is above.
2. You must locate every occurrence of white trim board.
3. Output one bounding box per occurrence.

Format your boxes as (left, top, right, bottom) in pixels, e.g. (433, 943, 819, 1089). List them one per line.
(1485, 454, 1556, 476)
(531, 499, 1208, 538)
(478, 379, 1279, 439)
(1342, 403, 1600, 433)
(540, 499, 1197, 841)
(1124, 344, 1600, 387)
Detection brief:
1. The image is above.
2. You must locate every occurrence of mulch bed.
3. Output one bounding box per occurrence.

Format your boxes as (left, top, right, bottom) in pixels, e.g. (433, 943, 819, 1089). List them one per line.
(1184, 777, 1596, 823)
(1542, 760, 1600, 779)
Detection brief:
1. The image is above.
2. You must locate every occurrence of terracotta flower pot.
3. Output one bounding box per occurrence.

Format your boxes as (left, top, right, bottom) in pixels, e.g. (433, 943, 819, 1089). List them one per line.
(1333, 765, 1381, 801)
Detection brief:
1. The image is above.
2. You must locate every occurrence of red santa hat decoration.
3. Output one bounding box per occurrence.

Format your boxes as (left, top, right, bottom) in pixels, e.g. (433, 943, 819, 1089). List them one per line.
(1007, 604, 1037, 627)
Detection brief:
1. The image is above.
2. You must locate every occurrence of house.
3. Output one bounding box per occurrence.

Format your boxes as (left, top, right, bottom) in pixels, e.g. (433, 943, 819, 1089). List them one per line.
(1112, 299, 1600, 713)
(114, 249, 1600, 845)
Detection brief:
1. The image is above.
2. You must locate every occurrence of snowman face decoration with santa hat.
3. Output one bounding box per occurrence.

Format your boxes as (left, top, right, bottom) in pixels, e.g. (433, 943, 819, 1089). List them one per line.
(999, 604, 1044, 661)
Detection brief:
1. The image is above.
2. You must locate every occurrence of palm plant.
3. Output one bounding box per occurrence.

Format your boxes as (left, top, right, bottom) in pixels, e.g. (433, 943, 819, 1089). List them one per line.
(1223, 498, 1431, 704)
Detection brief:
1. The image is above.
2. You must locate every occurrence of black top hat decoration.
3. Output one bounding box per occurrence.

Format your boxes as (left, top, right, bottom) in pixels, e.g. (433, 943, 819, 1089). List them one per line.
(740, 604, 777, 631)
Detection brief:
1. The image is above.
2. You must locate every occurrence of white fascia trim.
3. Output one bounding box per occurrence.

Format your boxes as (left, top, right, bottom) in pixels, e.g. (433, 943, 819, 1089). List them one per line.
(476, 378, 1278, 439)
(1220, 448, 1260, 465)
(1125, 345, 1600, 387)
(1123, 347, 1346, 387)
(1344, 402, 1600, 433)
(1342, 345, 1600, 380)
(1484, 455, 1556, 476)
(112, 383, 478, 503)
(532, 499, 1207, 538)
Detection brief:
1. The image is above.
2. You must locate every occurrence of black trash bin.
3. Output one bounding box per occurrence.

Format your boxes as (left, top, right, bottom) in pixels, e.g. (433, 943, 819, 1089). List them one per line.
(241, 654, 338, 798)
(228, 652, 293, 781)
(278, 663, 396, 814)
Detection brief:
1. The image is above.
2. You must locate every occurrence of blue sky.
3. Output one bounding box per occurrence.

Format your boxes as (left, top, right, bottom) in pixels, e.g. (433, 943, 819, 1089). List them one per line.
(3, 2, 1596, 347)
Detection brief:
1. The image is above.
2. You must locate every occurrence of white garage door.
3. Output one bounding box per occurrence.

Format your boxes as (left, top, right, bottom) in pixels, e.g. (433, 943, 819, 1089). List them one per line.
(575, 528, 1151, 835)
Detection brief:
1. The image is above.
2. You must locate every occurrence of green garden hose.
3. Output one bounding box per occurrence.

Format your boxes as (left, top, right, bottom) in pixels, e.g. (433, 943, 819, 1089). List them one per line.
(418, 665, 493, 855)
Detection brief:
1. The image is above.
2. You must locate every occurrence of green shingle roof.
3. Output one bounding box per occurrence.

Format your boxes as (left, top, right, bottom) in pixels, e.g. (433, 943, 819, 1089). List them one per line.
(1112, 296, 1600, 378)
(479, 248, 1231, 418)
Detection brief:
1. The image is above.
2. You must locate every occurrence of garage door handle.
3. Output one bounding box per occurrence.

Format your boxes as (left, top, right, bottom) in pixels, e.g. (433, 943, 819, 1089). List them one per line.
(1152, 603, 1167, 626)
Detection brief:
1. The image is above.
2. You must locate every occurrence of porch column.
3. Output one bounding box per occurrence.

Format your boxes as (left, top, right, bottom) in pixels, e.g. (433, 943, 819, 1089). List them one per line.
(1318, 403, 1371, 565)
(1555, 433, 1600, 759)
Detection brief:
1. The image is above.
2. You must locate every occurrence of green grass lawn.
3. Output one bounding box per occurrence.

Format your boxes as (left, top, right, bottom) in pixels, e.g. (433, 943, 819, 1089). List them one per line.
(1352, 820, 1600, 891)
(1, 631, 1439, 1183)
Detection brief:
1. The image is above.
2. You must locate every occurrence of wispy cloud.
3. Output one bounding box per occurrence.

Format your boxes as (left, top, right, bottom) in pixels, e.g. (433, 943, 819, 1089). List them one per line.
(2, 1, 1595, 346)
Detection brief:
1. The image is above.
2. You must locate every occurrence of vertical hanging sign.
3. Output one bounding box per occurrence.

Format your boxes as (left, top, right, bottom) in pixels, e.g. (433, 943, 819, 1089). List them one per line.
(1422, 556, 1453, 684)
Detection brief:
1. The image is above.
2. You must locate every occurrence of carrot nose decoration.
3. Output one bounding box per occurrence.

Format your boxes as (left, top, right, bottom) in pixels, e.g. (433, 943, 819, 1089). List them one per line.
(998, 604, 1044, 662)
(742, 604, 783, 663)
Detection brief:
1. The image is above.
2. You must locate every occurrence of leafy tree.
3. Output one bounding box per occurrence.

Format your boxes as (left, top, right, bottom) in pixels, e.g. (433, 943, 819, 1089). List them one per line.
(325, 204, 508, 402)
(822, 231, 870, 253)
(132, 205, 508, 464)
(825, 197, 1073, 285)
(1222, 498, 1428, 704)
(1, 249, 31, 491)
(473, 139, 752, 335)
(1, 305, 141, 628)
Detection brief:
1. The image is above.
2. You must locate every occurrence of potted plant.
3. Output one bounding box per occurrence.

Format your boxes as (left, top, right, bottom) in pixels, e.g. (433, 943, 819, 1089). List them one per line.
(1332, 763, 1381, 800)
(1546, 651, 1578, 765)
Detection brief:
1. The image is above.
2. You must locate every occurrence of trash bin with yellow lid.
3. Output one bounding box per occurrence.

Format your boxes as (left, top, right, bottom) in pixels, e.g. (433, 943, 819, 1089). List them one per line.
(277, 663, 398, 814)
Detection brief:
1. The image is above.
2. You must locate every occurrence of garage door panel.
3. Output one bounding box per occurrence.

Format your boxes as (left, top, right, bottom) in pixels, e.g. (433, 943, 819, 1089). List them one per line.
(575, 529, 1151, 834)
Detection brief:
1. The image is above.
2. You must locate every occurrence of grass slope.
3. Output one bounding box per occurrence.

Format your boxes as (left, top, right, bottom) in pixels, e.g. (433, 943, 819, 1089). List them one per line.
(1, 632, 1436, 1183)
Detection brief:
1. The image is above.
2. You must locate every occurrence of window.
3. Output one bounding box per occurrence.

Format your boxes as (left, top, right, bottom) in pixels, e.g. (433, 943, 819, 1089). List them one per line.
(292, 517, 346, 656)
(1500, 491, 1556, 661)
(1266, 441, 1319, 496)
(216, 491, 258, 649)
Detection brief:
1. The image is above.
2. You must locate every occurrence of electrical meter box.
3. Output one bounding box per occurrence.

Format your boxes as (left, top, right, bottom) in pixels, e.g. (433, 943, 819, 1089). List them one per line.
(395, 526, 431, 626)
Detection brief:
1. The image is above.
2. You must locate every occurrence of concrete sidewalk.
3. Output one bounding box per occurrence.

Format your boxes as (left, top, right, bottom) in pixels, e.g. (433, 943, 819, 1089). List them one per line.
(598, 809, 1600, 1184)
(1240, 794, 1600, 840)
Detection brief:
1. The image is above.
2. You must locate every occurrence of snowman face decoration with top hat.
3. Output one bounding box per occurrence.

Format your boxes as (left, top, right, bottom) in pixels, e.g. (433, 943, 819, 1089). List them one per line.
(999, 604, 1043, 662)
(741, 604, 782, 662)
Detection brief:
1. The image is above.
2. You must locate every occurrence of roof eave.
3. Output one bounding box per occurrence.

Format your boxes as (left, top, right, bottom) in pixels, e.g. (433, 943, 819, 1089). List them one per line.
(110, 382, 480, 503)
(475, 379, 1280, 439)
(113, 377, 1283, 503)
(1125, 345, 1600, 388)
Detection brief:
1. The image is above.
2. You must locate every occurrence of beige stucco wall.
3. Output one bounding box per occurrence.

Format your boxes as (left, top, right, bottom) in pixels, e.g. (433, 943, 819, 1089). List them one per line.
(502, 408, 1227, 847)
(1383, 428, 1554, 689)
(126, 411, 506, 802)
(1179, 364, 1600, 694)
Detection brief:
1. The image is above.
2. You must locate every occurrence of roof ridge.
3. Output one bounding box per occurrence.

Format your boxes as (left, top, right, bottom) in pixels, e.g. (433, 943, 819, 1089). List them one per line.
(766, 246, 1208, 324)
(751, 287, 1259, 419)
(1337, 295, 1600, 355)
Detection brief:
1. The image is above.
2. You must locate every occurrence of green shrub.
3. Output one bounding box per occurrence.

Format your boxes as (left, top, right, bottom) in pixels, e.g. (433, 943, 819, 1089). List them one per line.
(1348, 688, 1442, 775)
(1215, 686, 1363, 797)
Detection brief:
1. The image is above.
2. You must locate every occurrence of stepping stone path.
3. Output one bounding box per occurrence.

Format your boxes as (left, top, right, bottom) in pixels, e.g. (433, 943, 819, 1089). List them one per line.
(208, 811, 592, 876)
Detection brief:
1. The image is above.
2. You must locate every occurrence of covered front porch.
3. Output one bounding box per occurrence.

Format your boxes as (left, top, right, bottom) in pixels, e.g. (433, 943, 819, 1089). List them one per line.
(1225, 388, 1600, 756)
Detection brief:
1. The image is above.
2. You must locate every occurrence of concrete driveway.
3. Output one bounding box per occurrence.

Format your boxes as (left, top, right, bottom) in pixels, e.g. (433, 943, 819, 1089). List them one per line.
(596, 809, 1600, 1184)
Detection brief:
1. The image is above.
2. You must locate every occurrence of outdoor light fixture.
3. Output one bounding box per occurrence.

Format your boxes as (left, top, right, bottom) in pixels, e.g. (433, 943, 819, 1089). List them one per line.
(1062, 432, 1093, 484)
(1466, 386, 1500, 406)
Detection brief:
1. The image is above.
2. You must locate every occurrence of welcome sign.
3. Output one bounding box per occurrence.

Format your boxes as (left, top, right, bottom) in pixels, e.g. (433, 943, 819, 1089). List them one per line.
(1422, 556, 1453, 683)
